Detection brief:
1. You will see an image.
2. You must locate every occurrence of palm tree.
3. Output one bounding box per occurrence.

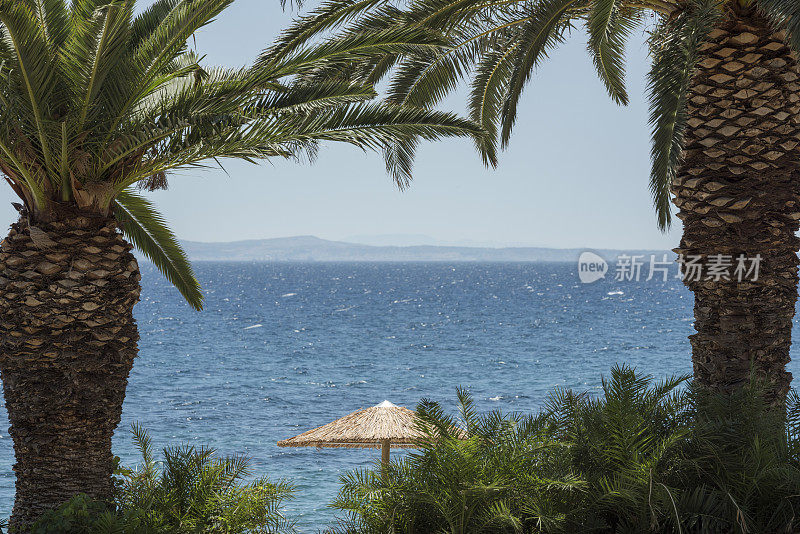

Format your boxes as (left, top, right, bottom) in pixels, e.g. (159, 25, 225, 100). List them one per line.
(278, 0, 800, 404)
(0, 0, 483, 526)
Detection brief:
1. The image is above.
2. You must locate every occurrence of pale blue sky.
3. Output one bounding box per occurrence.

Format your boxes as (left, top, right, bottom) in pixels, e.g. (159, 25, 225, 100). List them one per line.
(0, 1, 682, 249)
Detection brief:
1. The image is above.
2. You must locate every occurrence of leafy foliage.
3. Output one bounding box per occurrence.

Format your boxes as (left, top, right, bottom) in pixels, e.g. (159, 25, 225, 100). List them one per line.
(329, 365, 800, 533)
(23, 369, 800, 533)
(278, 0, 800, 230)
(0, 0, 485, 309)
(759, 0, 800, 52)
(117, 424, 296, 533)
(28, 426, 296, 534)
(646, 0, 723, 230)
(113, 189, 201, 309)
(678, 384, 800, 533)
(586, 0, 639, 106)
(29, 494, 141, 534)
(331, 387, 581, 533)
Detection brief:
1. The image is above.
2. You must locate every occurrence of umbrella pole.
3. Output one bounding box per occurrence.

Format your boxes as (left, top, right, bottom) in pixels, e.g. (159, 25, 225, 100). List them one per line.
(380, 440, 391, 481)
(381, 439, 390, 466)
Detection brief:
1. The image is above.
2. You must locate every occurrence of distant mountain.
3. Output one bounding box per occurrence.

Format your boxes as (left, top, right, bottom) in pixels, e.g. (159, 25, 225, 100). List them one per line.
(342, 233, 441, 247)
(180, 235, 674, 263)
(342, 233, 531, 248)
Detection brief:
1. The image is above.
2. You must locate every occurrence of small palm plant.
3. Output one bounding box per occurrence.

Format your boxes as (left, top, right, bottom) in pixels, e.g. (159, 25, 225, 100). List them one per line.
(29, 425, 296, 534)
(278, 0, 800, 404)
(544, 366, 692, 532)
(676, 383, 800, 532)
(115, 425, 296, 533)
(0, 0, 484, 526)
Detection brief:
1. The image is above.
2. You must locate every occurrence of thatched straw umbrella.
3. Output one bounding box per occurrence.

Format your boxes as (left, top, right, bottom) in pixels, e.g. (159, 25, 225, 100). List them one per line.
(277, 400, 422, 465)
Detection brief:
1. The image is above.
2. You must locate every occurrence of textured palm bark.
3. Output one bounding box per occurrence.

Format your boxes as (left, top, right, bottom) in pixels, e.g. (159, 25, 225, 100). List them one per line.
(673, 16, 800, 402)
(0, 215, 141, 528)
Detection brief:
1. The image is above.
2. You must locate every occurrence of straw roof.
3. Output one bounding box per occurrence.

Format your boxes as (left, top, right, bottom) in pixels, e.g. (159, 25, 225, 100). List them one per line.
(277, 400, 424, 449)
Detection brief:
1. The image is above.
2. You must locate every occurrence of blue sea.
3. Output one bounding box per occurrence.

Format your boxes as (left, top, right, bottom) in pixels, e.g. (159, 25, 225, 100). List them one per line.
(2, 261, 800, 530)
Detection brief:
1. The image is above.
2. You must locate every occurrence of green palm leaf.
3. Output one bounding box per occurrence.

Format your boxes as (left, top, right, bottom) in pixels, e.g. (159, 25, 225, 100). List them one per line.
(0, 0, 59, 176)
(468, 40, 519, 165)
(265, 0, 707, 234)
(758, 0, 800, 53)
(500, 0, 589, 146)
(646, 0, 722, 230)
(257, 26, 450, 80)
(279, 102, 485, 185)
(61, 0, 133, 128)
(261, 0, 391, 64)
(387, 41, 481, 108)
(24, 0, 69, 52)
(251, 81, 377, 113)
(129, 0, 181, 46)
(587, 0, 639, 105)
(113, 189, 202, 310)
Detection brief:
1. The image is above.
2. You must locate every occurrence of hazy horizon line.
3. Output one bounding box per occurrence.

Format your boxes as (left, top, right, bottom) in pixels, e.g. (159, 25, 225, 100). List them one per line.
(179, 234, 676, 252)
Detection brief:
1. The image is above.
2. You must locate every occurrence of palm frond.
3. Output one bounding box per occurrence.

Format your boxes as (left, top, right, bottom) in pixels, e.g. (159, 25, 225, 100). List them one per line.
(758, 0, 800, 53)
(261, 0, 391, 64)
(0, 0, 494, 309)
(587, 0, 641, 105)
(0, 0, 59, 175)
(134, 0, 231, 75)
(257, 26, 450, 80)
(129, 0, 181, 47)
(500, 0, 588, 147)
(112, 189, 202, 310)
(23, 0, 69, 52)
(249, 81, 377, 114)
(61, 0, 133, 128)
(387, 40, 481, 108)
(646, 0, 722, 230)
(468, 40, 519, 165)
(251, 102, 482, 158)
(278, 102, 484, 186)
(117, 428, 297, 532)
(104, 0, 233, 140)
(382, 137, 419, 189)
(130, 422, 155, 467)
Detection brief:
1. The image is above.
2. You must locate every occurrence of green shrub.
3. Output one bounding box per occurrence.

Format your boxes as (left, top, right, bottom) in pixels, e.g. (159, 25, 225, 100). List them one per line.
(116, 425, 295, 533)
(330, 365, 800, 533)
(28, 426, 296, 534)
(331, 387, 583, 533)
(27, 494, 134, 534)
(676, 384, 800, 533)
(546, 367, 691, 532)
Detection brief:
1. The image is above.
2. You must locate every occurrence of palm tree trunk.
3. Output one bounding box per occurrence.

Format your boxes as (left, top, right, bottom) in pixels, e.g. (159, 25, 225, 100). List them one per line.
(673, 16, 800, 403)
(0, 214, 140, 528)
